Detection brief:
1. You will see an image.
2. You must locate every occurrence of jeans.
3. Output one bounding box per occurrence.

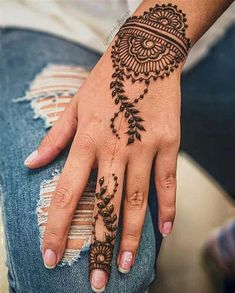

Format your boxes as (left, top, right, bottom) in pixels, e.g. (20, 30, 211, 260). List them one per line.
(0, 29, 161, 293)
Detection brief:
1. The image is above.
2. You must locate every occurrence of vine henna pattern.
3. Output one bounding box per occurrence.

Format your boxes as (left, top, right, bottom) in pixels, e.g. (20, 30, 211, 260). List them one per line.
(110, 3, 191, 144)
(89, 174, 118, 277)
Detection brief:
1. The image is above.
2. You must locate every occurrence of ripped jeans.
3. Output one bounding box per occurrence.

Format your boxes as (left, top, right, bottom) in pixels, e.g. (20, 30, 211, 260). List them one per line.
(0, 29, 162, 293)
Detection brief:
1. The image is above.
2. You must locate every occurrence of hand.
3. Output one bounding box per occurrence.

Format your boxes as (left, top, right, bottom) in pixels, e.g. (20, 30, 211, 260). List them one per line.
(24, 3, 189, 292)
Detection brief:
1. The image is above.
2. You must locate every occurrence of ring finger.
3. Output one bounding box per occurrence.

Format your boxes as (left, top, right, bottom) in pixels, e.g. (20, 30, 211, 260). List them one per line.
(117, 151, 153, 273)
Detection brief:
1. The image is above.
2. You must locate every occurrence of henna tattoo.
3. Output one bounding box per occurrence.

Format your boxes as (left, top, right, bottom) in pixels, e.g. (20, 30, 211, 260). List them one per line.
(89, 174, 118, 277)
(110, 3, 191, 144)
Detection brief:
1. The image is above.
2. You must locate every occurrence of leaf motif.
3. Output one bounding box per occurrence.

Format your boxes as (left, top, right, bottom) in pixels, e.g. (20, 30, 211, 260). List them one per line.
(116, 81, 123, 87)
(127, 129, 135, 135)
(106, 224, 114, 232)
(99, 177, 104, 186)
(110, 81, 116, 89)
(112, 90, 116, 97)
(104, 195, 111, 204)
(135, 116, 144, 122)
(105, 233, 112, 242)
(121, 96, 128, 100)
(127, 136, 134, 145)
(130, 108, 139, 114)
(104, 218, 112, 226)
(101, 210, 110, 217)
(95, 192, 102, 199)
(112, 214, 117, 223)
(97, 202, 106, 209)
(108, 204, 114, 214)
(120, 105, 124, 111)
(136, 132, 141, 140)
(136, 123, 146, 131)
(100, 186, 107, 195)
(128, 124, 135, 129)
(116, 88, 124, 93)
(111, 224, 117, 232)
(125, 112, 130, 118)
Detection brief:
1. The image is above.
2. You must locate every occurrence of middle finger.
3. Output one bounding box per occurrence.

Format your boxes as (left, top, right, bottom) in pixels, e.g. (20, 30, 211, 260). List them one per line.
(89, 155, 126, 292)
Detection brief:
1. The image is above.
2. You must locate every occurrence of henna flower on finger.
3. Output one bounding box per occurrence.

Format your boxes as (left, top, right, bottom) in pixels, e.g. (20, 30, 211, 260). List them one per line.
(89, 241, 113, 275)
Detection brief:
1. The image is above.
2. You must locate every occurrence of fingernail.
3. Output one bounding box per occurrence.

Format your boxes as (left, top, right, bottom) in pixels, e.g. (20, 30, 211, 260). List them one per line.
(24, 150, 38, 166)
(43, 249, 57, 269)
(90, 269, 107, 293)
(162, 221, 172, 237)
(118, 251, 133, 273)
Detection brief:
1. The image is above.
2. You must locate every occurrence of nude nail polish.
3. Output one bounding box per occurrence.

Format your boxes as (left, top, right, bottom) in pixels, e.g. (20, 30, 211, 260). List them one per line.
(43, 249, 57, 269)
(90, 269, 107, 293)
(118, 251, 133, 273)
(162, 221, 172, 237)
(24, 150, 38, 166)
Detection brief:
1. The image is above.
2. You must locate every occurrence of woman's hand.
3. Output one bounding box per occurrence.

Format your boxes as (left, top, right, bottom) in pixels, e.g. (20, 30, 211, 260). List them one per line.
(24, 2, 190, 292)
(24, 0, 234, 291)
(25, 50, 181, 286)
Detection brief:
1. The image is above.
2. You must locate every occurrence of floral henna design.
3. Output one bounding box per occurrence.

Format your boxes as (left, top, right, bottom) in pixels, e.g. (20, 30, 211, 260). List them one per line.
(110, 3, 191, 144)
(89, 174, 118, 277)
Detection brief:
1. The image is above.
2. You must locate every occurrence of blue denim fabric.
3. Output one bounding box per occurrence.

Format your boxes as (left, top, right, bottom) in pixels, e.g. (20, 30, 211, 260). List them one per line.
(0, 29, 161, 293)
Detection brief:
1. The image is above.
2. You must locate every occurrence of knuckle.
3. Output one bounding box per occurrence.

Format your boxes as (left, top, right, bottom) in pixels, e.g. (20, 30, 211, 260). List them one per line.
(162, 133, 179, 147)
(103, 139, 121, 155)
(141, 140, 156, 153)
(41, 131, 63, 152)
(123, 231, 140, 250)
(160, 205, 176, 220)
(77, 133, 95, 152)
(43, 228, 63, 244)
(158, 126, 180, 147)
(126, 190, 145, 209)
(41, 131, 53, 147)
(53, 185, 73, 209)
(125, 233, 138, 242)
(159, 172, 176, 190)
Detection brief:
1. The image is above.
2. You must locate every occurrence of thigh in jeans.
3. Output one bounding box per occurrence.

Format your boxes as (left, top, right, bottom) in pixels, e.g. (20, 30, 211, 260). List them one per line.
(0, 29, 157, 293)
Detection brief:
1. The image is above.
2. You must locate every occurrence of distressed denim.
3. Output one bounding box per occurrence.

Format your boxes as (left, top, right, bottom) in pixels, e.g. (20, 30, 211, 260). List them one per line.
(0, 29, 162, 293)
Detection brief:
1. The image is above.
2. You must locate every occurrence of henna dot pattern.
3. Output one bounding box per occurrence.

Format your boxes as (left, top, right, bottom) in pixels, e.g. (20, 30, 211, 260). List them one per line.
(110, 3, 190, 144)
(89, 174, 118, 277)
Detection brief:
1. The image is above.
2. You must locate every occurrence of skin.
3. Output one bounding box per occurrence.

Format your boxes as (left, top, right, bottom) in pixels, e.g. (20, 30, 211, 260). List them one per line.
(24, 0, 234, 291)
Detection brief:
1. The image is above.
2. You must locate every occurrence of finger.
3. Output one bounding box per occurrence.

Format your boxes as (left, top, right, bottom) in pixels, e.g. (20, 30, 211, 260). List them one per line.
(89, 157, 126, 292)
(42, 133, 96, 268)
(155, 143, 179, 237)
(24, 97, 78, 168)
(117, 152, 153, 274)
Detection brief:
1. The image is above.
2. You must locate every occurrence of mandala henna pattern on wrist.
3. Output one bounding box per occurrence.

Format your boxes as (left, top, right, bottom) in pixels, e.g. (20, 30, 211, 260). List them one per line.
(110, 3, 191, 144)
(89, 174, 118, 277)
